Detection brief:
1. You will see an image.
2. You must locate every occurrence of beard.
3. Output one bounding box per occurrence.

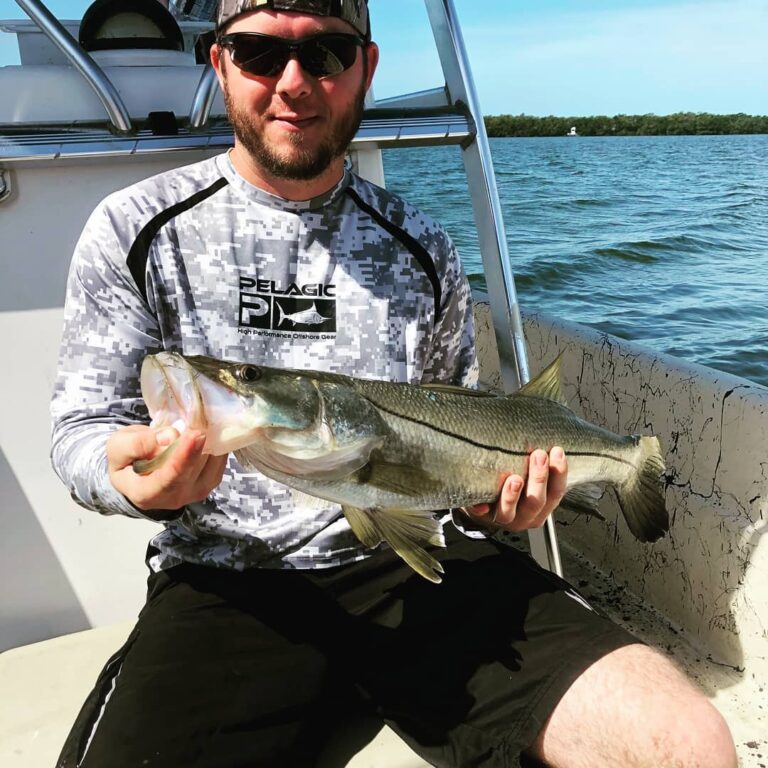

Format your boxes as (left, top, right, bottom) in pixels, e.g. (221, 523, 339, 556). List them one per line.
(222, 71, 367, 182)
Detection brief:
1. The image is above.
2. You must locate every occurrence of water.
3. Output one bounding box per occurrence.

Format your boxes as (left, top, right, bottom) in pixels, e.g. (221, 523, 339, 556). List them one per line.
(382, 135, 768, 387)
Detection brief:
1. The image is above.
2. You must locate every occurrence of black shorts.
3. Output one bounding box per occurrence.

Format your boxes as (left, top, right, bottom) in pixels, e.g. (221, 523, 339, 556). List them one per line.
(57, 529, 636, 768)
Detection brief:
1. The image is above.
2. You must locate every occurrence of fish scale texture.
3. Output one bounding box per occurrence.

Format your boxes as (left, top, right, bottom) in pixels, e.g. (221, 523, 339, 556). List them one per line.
(353, 379, 630, 452)
(50, 152, 478, 573)
(333, 381, 640, 509)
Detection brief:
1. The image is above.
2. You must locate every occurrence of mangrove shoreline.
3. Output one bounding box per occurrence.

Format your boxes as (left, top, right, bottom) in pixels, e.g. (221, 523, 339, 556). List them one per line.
(483, 112, 768, 137)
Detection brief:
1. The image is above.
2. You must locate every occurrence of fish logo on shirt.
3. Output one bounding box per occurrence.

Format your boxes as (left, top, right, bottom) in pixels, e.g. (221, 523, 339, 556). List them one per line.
(276, 301, 331, 328)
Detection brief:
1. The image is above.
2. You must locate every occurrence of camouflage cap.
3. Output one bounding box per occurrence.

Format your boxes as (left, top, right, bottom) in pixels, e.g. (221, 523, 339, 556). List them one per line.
(217, 0, 370, 39)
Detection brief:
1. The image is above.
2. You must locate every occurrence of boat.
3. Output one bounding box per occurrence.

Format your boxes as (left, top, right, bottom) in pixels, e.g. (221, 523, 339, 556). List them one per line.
(1, 1, 765, 765)
(567, 125, 578, 136)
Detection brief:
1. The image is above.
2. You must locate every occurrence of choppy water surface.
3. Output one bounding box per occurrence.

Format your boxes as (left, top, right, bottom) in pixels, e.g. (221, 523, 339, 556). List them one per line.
(382, 135, 768, 386)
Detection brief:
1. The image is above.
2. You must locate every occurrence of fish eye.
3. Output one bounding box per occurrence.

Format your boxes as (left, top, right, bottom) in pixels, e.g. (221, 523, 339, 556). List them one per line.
(237, 365, 261, 383)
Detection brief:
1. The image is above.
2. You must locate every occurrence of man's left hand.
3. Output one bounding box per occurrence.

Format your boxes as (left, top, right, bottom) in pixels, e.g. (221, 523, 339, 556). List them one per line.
(464, 447, 567, 532)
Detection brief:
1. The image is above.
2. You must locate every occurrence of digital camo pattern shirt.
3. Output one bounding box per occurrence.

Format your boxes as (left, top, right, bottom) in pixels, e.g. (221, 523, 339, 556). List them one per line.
(51, 152, 479, 573)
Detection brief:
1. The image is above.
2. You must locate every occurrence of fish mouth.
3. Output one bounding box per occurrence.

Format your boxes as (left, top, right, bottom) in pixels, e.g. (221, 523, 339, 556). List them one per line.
(140, 352, 204, 433)
(140, 352, 267, 454)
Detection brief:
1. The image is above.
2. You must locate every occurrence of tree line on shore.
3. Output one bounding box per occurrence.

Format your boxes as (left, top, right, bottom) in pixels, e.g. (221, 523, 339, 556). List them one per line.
(483, 112, 768, 137)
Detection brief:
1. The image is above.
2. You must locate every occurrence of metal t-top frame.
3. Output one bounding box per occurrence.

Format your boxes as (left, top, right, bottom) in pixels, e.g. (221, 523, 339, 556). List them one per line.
(13, 0, 219, 131)
(423, 0, 563, 576)
(14, 0, 132, 133)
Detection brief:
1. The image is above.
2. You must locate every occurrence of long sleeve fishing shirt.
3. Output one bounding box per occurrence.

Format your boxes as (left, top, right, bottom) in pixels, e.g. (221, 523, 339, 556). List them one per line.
(50, 152, 479, 572)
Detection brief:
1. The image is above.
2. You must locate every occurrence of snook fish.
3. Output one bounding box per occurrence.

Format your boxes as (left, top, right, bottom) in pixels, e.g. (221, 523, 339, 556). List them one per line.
(135, 352, 669, 583)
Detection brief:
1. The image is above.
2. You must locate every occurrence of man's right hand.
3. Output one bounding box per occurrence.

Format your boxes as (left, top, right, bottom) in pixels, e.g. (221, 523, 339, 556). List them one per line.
(107, 425, 228, 520)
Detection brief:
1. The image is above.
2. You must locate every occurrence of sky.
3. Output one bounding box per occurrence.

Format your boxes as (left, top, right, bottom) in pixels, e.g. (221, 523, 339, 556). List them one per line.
(0, 0, 766, 116)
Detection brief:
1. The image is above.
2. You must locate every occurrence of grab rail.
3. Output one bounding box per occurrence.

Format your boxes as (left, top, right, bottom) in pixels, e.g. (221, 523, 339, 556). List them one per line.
(14, 0, 132, 134)
(0, 108, 472, 165)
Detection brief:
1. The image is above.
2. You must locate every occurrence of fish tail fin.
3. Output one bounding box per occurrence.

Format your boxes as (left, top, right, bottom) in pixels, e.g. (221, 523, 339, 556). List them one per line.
(276, 302, 285, 327)
(615, 436, 669, 542)
(343, 505, 445, 584)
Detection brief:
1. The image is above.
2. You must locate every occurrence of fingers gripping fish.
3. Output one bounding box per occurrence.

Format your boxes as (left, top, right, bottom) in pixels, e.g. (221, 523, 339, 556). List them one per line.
(134, 353, 670, 583)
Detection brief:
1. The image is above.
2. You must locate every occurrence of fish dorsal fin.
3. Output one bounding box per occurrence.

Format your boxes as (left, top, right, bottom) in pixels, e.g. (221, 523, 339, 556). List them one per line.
(516, 354, 568, 405)
(421, 383, 498, 398)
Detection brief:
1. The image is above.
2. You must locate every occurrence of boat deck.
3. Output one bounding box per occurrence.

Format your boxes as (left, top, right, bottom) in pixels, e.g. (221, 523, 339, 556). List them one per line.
(1, 539, 764, 768)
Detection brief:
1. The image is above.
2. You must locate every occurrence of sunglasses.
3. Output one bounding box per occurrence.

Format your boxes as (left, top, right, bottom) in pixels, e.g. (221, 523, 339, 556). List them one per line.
(217, 32, 365, 79)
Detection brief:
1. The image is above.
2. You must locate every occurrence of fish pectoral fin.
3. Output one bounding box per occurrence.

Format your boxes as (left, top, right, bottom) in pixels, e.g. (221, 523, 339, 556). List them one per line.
(558, 484, 606, 519)
(363, 462, 443, 498)
(235, 437, 381, 480)
(132, 438, 181, 475)
(234, 444, 267, 472)
(516, 354, 569, 406)
(291, 490, 333, 511)
(342, 506, 446, 584)
(342, 505, 384, 548)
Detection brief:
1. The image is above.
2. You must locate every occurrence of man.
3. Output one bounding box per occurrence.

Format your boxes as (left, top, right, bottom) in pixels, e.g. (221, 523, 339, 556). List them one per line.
(51, 1, 736, 766)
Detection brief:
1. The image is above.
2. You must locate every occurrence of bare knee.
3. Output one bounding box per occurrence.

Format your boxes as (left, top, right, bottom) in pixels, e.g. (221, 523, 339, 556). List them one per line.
(528, 644, 737, 768)
(640, 649, 737, 768)
(678, 696, 737, 768)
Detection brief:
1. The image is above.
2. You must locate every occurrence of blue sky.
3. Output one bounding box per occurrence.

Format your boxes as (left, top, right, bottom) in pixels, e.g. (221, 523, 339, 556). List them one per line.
(1, 0, 765, 116)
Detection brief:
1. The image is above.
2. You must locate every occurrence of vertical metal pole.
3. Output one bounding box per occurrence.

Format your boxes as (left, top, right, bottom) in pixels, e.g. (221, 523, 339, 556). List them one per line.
(15, 0, 133, 133)
(423, 0, 563, 576)
(189, 64, 219, 128)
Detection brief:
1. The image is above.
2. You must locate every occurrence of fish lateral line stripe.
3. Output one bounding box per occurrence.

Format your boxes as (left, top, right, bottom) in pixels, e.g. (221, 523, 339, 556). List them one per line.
(369, 398, 638, 467)
(345, 186, 442, 326)
(126, 177, 230, 303)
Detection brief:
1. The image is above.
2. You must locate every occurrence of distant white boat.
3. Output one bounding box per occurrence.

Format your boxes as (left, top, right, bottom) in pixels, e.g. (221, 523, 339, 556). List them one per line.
(567, 126, 579, 136)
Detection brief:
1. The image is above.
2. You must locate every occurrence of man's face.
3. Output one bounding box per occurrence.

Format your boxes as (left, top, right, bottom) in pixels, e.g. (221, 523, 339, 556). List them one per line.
(212, 11, 378, 183)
